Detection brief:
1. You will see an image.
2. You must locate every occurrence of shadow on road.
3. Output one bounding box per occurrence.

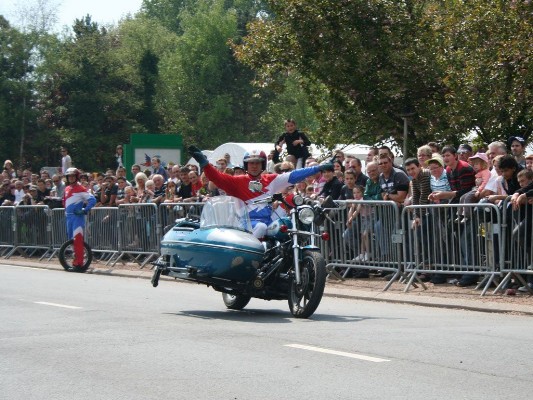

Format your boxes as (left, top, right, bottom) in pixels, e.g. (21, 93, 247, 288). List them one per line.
(165, 309, 404, 324)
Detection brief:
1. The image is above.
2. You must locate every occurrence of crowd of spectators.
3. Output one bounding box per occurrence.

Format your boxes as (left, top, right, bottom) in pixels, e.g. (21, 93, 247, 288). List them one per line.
(2, 136, 533, 290)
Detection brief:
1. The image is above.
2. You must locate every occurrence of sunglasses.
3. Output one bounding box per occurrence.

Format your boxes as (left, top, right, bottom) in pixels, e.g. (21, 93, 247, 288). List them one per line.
(281, 169, 291, 173)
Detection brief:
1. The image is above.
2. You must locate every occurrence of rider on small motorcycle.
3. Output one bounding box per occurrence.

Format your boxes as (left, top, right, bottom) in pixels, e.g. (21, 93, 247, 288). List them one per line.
(189, 146, 332, 238)
(63, 168, 96, 266)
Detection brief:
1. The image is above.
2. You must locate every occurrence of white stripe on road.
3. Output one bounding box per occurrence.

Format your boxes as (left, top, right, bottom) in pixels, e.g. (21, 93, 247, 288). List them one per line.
(285, 344, 390, 363)
(34, 301, 82, 310)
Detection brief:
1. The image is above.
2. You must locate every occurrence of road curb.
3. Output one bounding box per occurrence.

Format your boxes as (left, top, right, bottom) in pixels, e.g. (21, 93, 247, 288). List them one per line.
(2, 259, 532, 316)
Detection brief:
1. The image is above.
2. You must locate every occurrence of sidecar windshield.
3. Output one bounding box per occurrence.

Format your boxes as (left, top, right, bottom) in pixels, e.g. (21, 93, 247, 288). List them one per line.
(200, 195, 252, 232)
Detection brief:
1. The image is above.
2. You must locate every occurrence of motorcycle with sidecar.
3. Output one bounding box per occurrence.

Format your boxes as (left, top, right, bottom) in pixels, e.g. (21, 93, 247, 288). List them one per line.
(151, 194, 334, 318)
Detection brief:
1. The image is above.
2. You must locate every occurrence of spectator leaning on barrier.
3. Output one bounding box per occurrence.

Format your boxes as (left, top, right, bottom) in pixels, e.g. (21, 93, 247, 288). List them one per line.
(487, 141, 508, 174)
(363, 161, 382, 200)
(339, 170, 357, 200)
(481, 155, 505, 198)
(99, 175, 118, 207)
(457, 152, 491, 223)
(405, 158, 431, 228)
(318, 163, 343, 200)
(429, 146, 475, 204)
(151, 174, 167, 205)
(35, 178, 51, 204)
(176, 167, 195, 202)
(378, 154, 409, 206)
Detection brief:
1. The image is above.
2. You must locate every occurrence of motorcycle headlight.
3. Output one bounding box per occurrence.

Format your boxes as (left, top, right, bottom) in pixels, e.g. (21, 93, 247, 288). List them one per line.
(298, 206, 315, 225)
(293, 194, 304, 206)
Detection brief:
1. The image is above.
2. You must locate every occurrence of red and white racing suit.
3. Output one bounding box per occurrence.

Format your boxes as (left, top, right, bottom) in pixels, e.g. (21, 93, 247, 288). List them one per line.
(203, 164, 320, 237)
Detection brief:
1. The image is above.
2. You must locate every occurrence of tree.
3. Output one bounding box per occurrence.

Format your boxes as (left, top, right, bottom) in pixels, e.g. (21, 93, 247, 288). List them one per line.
(0, 16, 36, 169)
(234, 0, 533, 150)
(428, 0, 533, 143)
(37, 16, 144, 170)
(151, 0, 274, 148)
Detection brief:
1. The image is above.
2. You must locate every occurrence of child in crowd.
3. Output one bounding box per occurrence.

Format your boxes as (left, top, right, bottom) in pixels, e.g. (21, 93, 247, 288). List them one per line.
(347, 185, 372, 262)
(458, 152, 491, 223)
(305, 185, 315, 198)
(526, 154, 533, 171)
(164, 180, 177, 203)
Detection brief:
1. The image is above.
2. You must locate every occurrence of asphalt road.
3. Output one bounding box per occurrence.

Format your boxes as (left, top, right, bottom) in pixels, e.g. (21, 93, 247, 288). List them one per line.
(1, 265, 532, 400)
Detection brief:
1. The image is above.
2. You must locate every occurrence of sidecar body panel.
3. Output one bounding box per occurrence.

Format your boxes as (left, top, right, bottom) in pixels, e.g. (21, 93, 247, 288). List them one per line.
(161, 226, 264, 281)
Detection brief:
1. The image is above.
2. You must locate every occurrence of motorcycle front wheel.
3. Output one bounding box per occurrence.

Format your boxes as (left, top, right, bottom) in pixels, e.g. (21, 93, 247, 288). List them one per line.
(58, 239, 93, 273)
(222, 293, 251, 310)
(288, 250, 326, 318)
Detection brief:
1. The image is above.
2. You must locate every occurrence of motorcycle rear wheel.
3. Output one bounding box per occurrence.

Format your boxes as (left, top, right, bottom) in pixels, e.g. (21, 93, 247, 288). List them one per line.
(222, 293, 251, 310)
(58, 239, 93, 273)
(288, 250, 326, 318)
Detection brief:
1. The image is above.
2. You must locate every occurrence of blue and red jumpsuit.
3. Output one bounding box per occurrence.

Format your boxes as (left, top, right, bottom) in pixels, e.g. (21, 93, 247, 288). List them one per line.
(63, 183, 96, 266)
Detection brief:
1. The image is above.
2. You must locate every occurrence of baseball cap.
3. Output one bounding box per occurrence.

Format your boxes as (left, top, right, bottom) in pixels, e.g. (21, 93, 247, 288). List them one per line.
(468, 152, 489, 164)
(508, 136, 525, 146)
(426, 155, 444, 167)
(457, 144, 473, 154)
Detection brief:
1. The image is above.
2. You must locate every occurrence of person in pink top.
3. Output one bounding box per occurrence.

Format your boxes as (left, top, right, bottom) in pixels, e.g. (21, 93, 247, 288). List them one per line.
(457, 152, 491, 223)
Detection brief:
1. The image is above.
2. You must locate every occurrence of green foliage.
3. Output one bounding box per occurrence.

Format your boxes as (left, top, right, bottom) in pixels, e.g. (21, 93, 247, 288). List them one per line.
(37, 16, 144, 170)
(235, 0, 532, 151)
(0, 16, 36, 168)
(428, 0, 532, 143)
(154, 0, 273, 148)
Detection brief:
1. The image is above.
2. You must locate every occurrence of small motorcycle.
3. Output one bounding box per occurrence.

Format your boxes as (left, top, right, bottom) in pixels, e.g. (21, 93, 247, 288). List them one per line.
(151, 194, 334, 318)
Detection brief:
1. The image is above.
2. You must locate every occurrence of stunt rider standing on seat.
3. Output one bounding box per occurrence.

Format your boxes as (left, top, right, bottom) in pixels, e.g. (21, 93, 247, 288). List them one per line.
(63, 168, 96, 267)
(189, 146, 331, 238)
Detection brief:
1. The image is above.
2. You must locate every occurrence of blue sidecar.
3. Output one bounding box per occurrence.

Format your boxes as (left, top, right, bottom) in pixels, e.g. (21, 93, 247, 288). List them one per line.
(159, 196, 264, 282)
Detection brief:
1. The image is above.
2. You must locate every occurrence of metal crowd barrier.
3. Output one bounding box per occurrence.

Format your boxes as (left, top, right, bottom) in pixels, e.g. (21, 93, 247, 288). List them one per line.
(0, 206, 15, 256)
(48, 208, 67, 260)
(112, 203, 160, 267)
(6, 205, 51, 258)
(86, 207, 120, 263)
(158, 201, 204, 236)
(323, 200, 403, 290)
(494, 198, 533, 294)
(402, 202, 503, 295)
(1, 199, 532, 297)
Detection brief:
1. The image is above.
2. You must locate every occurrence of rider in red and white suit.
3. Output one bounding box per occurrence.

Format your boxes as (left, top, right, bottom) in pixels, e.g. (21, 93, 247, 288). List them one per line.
(189, 146, 330, 238)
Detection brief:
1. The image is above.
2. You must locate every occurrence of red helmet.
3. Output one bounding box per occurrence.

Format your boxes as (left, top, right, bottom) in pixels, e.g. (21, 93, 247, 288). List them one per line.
(243, 150, 267, 171)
